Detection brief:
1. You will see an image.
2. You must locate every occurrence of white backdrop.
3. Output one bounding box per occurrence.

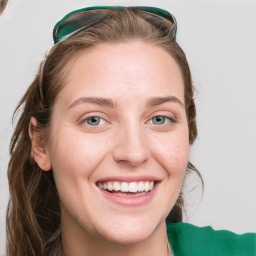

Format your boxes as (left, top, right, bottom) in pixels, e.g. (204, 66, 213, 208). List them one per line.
(0, 0, 255, 254)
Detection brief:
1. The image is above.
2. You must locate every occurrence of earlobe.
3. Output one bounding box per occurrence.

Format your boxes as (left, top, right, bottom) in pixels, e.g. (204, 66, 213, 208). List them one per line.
(29, 117, 52, 171)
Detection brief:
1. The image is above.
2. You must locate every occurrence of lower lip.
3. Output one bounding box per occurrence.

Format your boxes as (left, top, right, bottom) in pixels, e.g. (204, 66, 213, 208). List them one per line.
(98, 183, 159, 207)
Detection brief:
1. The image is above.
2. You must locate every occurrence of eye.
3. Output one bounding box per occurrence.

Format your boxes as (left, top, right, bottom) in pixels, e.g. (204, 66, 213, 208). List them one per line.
(84, 116, 106, 126)
(148, 115, 175, 125)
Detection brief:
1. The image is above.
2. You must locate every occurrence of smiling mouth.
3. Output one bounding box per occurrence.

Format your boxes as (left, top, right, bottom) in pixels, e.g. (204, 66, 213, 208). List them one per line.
(97, 181, 155, 197)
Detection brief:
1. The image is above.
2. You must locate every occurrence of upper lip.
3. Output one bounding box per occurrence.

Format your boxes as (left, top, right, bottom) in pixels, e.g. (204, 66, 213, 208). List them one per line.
(96, 176, 162, 183)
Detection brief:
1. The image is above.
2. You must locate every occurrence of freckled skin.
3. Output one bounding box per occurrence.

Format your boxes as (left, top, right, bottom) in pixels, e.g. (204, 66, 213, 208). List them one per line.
(38, 41, 190, 255)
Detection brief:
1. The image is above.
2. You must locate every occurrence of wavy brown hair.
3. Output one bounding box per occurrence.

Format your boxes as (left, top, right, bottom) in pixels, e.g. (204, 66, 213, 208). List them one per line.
(6, 9, 202, 256)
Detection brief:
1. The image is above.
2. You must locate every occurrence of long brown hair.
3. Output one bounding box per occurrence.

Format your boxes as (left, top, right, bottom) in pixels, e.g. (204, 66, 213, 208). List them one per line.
(6, 9, 202, 256)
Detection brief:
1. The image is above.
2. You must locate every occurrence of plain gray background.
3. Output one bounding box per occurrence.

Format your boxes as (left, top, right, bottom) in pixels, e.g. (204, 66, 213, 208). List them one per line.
(0, 0, 255, 254)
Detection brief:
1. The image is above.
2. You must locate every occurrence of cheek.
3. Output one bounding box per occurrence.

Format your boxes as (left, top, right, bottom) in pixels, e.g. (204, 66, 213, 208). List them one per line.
(47, 129, 111, 219)
(151, 131, 190, 175)
(47, 128, 110, 183)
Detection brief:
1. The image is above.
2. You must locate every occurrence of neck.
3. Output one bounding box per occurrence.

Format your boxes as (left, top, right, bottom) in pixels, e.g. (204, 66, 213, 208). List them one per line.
(61, 216, 172, 256)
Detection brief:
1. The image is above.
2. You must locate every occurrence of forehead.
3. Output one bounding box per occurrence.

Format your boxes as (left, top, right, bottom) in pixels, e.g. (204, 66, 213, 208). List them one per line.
(59, 41, 184, 105)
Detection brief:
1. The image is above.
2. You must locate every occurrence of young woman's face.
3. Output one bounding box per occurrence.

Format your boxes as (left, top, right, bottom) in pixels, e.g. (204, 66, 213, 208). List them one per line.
(43, 41, 189, 244)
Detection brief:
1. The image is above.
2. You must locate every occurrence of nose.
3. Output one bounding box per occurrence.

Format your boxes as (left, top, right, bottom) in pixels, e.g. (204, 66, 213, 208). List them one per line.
(112, 124, 151, 167)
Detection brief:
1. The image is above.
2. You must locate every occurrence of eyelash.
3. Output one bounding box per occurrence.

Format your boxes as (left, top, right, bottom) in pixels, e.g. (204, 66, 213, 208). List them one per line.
(147, 115, 176, 125)
(80, 114, 176, 127)
(81, 116, 107, 126)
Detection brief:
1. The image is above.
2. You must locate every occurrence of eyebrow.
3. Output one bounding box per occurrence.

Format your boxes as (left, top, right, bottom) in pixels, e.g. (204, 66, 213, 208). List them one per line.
(68, 97, 116, 109)
(67, 95, 184, 110)
(147, 96, 184, 107)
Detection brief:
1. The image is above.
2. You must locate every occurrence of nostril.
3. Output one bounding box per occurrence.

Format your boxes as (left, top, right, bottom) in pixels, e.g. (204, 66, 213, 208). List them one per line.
(112, 128, 151, 166)
(113, 145, 151, 166)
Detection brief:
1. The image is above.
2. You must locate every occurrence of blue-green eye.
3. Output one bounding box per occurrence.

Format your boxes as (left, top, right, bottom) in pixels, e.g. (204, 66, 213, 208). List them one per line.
(150, 116, 173, 125)
(85, 116, 105, 126)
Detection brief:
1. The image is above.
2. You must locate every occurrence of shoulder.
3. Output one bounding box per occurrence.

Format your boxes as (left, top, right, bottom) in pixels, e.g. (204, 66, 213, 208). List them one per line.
(167, 222, 256, 256)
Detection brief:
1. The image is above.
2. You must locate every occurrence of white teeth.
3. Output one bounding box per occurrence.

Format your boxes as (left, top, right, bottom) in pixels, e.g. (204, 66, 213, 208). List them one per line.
(120, 182, 129, 192)
(98, 181, 155, 193)
(138, 181, 144, 192)
(107, 182, 113, 191)
(113, 182, 120, 191)
(149, 181, 154, 190)
(144, 181, 149, 192)
(128, 182, 137, 193)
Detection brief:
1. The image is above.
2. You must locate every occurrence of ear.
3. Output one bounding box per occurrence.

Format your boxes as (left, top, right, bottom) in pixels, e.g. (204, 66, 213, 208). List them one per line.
(29, 117, 52, 171)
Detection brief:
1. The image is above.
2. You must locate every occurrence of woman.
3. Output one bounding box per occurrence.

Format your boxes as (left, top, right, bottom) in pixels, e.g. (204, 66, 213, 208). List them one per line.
(6, 6, 255, 256)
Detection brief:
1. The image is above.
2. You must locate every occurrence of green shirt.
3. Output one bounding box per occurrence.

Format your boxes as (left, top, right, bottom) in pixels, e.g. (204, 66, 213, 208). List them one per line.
(167, 222, 256, 256)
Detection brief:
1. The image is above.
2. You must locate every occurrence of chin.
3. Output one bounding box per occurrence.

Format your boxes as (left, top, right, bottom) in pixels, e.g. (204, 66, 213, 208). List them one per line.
(102, 228, 153, 245)
(95, 215, 164, 245)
